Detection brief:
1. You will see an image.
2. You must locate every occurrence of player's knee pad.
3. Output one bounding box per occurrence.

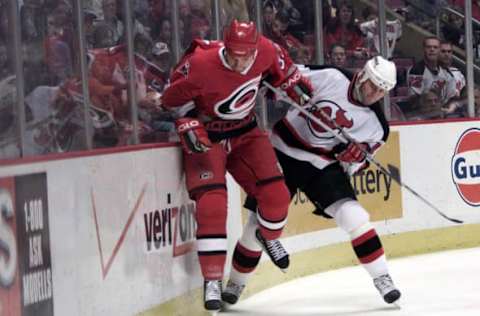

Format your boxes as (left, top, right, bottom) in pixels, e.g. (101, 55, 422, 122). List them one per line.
(195, 188, 228, 235)
(325, 198, 371, 236)
(255, 180, 290, 239)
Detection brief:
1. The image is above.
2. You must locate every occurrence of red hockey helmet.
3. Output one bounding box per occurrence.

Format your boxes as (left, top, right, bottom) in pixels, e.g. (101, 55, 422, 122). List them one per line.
(223, 20, 259, 57)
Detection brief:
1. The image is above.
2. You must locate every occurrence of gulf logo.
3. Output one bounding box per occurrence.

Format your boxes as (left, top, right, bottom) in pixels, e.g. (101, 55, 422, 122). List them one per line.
(451, 128, 480, 206)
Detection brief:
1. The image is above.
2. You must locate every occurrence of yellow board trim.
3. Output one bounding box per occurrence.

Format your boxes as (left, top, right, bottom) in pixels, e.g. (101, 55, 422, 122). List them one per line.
(138, 223, 480, 316)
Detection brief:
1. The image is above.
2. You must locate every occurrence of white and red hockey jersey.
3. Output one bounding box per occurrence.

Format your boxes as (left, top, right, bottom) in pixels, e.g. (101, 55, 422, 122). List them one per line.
(407, 61, 457, 105)
(271, 65, 389, 173)
(161, 37, 297, 120)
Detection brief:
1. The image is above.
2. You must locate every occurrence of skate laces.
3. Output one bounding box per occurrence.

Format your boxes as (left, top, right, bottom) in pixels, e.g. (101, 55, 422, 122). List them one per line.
(205, 280, 222, 301)
(265, 239, 288, 260)
(374, 274, 395, 294)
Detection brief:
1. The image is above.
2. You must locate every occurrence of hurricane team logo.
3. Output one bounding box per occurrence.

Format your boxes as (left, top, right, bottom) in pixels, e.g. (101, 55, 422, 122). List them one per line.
(451, 128, 480, 206)
(301, 100, 353, 139)
(214, 75, 261, 120)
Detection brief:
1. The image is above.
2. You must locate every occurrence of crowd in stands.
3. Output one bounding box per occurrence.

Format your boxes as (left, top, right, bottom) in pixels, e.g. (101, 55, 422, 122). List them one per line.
(0, 0, 479, 160)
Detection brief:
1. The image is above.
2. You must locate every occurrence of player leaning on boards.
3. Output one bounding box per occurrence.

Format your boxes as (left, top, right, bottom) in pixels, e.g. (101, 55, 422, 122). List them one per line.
(161, 20, 313, 313)
(223, 56, 402, 306)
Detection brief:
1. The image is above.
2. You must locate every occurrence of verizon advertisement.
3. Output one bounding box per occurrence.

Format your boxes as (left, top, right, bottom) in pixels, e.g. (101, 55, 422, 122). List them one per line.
(0, 173, 54, 316)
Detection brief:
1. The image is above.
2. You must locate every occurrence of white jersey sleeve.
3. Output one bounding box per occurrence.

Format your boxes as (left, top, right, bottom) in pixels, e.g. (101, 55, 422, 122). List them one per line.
(271, 66, 389, 172)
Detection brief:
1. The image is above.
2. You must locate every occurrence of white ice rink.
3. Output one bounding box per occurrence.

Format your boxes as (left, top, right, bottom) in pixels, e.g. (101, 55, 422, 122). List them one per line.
(221, 247, 480, 316)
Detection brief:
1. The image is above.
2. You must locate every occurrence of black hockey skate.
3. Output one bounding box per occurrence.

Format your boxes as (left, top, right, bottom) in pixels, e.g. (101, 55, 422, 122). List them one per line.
(373, 274, 401, 304)
(221, 279, 246, 305)
(204, 280, 222, 312)
(255, 229, 290, 272)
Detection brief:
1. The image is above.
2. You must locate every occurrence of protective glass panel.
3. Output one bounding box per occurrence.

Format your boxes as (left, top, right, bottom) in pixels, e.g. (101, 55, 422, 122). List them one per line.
(19, 0, 90, 155)
(132, 0, 175, 143)
(0, 1, 20, 160)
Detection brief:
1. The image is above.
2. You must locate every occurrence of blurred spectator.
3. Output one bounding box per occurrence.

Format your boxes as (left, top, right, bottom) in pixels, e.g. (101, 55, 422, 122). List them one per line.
(85, 0, 104, 20)
(441, 11, 464, 47)
(148, 42, 172, 92)
(262, 1, 276, 38)
(84, 9, 98, 49)
(134, 33, 154, 57)
(93, 0, 150, 48)
(324, 0, 367, 60)
(23, 80, 88, 155)
(270, 9, 311, 63)
(221, 0, 250, 25)
(0, 42, 9, 79)
(87, 44, 170, 146)
(407, 36, 457, 108)
(21, 0, 44, 41)
(93, 0, 123, 47)
(0, 75, 20, 159)
(146, 0, 171, 40)
(328, 43, 347, 68)
(269, 0, 301, 26)
(441, 85, 480, 118)
(189, 0, 212, 40)
(438, 41, 465, 97)
(44, 11, 73, 85)
(450, 0, 480, 21)
(156, 19, 173, 47)
(406, 89, 443, 120)
(359, 17, 402, 58)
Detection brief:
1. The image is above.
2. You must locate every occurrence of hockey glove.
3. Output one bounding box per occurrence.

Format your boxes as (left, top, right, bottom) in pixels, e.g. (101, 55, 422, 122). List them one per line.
(336, 142, 369, 163)
(175, 118, 212, 154)
(280, 69, 313, 106)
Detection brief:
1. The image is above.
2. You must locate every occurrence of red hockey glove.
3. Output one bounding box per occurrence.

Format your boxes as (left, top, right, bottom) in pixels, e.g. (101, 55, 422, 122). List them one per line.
(336, 142, 369, 163)
(280, 69, 313, 105)
(175, 118, 212, 154)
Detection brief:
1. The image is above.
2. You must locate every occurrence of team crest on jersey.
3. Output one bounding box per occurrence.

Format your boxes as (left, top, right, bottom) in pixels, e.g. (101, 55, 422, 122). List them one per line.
(302, 100, 353, 139)
(451, 128, 480, 206)
(214, 75, 261, 120)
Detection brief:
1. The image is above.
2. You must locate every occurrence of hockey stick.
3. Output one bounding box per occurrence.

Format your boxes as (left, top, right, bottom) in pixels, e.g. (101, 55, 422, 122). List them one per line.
(263, 81, 463, 224)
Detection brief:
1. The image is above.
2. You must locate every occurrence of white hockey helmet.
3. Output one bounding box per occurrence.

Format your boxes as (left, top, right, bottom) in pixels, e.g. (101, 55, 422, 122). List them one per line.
(359, 56, 397, 91)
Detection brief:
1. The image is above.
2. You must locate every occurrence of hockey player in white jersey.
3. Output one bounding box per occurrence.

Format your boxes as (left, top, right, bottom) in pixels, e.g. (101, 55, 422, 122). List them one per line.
(223, 56, 401, 306)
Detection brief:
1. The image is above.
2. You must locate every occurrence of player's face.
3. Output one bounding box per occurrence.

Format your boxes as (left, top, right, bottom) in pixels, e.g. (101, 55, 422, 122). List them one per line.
(360, 79, 387, 105)
(225, 50, 256, 73)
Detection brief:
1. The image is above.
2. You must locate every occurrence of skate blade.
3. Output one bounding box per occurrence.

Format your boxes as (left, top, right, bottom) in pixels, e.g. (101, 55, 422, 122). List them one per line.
(208, 309, 221, 315)
(391, 300, 401, 309)
(280, 268, 288, 273)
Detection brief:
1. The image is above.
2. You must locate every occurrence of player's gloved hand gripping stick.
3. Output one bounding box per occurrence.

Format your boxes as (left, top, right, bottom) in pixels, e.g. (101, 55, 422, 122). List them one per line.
(263, 81, 463, 224)
(175, 118, 212, 154)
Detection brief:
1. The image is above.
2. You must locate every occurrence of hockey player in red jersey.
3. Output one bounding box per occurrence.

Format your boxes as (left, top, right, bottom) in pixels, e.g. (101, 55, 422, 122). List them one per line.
(161, 20, 313, 312)
(227, 56, 402, 306)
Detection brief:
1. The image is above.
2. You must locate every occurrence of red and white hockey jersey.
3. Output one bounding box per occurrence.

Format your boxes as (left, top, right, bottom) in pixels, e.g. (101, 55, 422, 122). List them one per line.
(161, 37, 297, 120)
(407, 61, 457, 105)
(271, 65, 389, 173)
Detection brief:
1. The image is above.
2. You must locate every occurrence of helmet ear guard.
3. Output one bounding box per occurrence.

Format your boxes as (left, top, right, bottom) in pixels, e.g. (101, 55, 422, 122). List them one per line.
(359, 56, 397, 91)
